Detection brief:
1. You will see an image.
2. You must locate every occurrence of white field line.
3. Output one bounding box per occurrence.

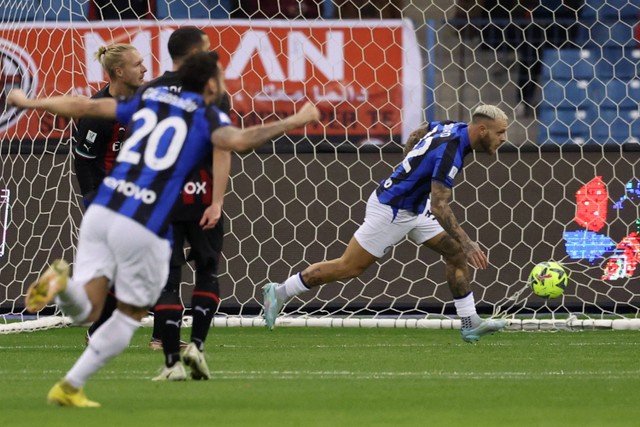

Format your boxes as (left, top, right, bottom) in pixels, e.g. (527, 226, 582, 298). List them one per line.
(4, 369, 640, 381)
(205, 370, 640, 380)
(3, 340, 640, 351)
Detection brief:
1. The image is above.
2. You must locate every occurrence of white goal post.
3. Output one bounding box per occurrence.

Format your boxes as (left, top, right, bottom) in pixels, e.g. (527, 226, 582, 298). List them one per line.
(1, 0, 639, 334)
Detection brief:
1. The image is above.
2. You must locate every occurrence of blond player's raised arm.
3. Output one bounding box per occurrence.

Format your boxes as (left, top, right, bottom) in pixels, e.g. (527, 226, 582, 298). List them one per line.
(210, 102, 320, 153)
(7, 89, 117, 120)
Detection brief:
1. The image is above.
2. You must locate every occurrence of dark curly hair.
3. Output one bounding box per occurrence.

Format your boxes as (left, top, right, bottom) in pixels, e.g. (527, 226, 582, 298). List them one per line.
(178, 51, 220, 94)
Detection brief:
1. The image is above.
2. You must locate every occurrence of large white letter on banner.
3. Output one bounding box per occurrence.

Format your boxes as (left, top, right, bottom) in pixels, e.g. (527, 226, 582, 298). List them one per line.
(226, 30, 285, 82)
(288, 31, 344, 82)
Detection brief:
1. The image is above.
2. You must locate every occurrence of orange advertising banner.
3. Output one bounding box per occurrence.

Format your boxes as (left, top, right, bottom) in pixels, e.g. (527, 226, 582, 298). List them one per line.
(0, 20, 422, 148)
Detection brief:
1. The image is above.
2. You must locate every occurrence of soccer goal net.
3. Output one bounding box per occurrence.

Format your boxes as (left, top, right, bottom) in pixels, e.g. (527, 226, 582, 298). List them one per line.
(1, 0, 639, 333)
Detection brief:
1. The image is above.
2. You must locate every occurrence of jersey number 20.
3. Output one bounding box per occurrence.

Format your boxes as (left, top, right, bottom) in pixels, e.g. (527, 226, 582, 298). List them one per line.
(117, 108, 188, 171)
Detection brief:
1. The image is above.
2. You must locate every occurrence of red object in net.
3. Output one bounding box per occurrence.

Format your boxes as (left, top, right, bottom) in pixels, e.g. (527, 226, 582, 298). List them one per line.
(575, 176, 608, 232)
(602, 232, 640, 280)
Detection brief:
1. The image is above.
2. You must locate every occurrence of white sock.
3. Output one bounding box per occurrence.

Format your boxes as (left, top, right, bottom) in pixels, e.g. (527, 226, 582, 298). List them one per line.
(55, 278, 92, 324)
(453, 292, 481, 328)
(65, 309, 139, 388)
(454, 292, 476, 317)
(275, 273, 309, 301)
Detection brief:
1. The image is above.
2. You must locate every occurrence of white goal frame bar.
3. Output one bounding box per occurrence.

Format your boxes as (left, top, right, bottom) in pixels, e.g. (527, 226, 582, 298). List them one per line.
(3, 315, 640, 334)
(0, 189, 9, 258)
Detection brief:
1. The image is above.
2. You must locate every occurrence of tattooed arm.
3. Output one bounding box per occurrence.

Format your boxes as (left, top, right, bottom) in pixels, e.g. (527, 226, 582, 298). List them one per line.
(430, 181, 488, 269)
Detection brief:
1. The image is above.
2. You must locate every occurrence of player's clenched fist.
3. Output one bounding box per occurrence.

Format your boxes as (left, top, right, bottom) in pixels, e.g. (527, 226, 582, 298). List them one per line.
(292, 102, 321, 127)
(7, 89, 29, 108)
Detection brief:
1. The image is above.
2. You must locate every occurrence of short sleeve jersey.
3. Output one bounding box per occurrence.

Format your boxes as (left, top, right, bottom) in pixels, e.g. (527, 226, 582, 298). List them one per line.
(376, 121, 472, 214)
(91, 86, 231, 238)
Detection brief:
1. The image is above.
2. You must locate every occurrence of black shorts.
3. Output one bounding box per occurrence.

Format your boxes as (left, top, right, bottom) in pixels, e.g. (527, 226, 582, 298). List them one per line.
(170, 215, 224, 268)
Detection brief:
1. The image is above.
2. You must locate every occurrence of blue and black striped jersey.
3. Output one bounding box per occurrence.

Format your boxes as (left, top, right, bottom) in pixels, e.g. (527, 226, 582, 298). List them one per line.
(91, 86, 231, 238)
(376, 121, 472, 214)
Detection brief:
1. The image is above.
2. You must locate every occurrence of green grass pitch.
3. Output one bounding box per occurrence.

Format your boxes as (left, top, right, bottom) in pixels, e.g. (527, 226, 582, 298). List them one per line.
(1, 326, 639, 426)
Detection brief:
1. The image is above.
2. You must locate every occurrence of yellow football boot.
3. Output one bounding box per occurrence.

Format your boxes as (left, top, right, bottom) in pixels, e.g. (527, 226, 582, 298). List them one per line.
(47, 380, 100, 408)
(25, 259, 69, 313)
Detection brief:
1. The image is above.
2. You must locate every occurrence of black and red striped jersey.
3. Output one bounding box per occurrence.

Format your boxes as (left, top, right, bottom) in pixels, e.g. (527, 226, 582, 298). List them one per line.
(73, 84, 126, 199)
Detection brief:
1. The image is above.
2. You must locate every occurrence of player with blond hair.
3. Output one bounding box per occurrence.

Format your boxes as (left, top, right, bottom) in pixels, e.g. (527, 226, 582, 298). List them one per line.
(74, 43, 146, 340)
(75, 44, 146, 208)
(264, 105, 509, 342)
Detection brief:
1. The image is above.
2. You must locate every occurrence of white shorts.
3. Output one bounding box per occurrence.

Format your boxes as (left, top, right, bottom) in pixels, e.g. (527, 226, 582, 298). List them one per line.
(73, 205, 171, 307)
(353, 191, 444, 258)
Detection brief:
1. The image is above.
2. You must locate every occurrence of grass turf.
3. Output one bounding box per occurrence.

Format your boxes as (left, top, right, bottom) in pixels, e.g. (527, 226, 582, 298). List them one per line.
(1, 326, 638, 426)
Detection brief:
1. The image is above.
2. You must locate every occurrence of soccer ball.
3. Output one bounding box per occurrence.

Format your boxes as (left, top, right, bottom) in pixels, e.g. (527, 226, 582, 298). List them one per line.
(528, 261, 568, 298)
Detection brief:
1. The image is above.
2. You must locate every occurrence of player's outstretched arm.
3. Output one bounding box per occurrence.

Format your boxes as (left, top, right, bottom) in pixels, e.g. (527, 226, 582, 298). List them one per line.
(211, 101, 320, 153)
(7, 89, 117, 120)
(430, 180, 488, 269)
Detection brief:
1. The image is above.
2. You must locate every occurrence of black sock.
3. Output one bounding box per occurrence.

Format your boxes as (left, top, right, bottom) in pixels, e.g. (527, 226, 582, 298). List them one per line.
(156, 306, 182, 359)
(153, 265, 182, 342)
(166, 351, 181, 368)
(190, 290, 219, 351)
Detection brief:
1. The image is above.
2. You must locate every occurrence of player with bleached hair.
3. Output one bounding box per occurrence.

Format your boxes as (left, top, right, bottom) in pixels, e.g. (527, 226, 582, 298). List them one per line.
(264, 105, 509, 342)
(75, 44, 147, 209)
(10, 51, 320, 408)
(76, 43, 147, 341)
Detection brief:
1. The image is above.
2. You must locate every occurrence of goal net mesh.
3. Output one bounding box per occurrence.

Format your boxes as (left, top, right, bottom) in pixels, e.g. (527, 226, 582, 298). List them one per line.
(1, 0, 639, 332)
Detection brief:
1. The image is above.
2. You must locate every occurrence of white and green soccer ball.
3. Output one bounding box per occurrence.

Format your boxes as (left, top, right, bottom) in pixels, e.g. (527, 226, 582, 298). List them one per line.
(528, 261, 569, 299)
